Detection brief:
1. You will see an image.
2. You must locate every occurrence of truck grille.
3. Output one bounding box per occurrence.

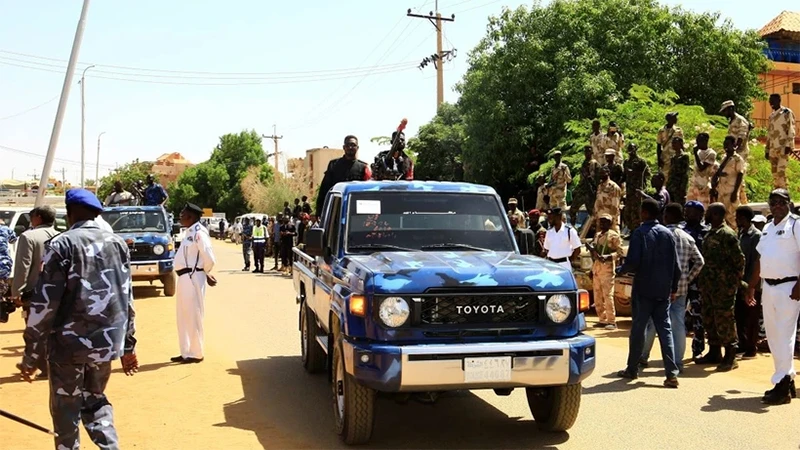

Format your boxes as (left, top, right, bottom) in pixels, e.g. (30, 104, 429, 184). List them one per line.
(418, 294, 539, 326)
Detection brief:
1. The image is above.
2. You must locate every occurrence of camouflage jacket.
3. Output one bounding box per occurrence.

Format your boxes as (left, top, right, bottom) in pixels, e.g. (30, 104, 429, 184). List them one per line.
(666, 153, 691, 193)
(623, 155, 650, 193)
(604, 163, 625, 189)
(698, 224, 744, 290)
(727, 113, 751, 154)
(767, 106, 796, 151)
(594, 179, 622, 213)
(22, 220, 136, 367)
(576, 159, 601, 192)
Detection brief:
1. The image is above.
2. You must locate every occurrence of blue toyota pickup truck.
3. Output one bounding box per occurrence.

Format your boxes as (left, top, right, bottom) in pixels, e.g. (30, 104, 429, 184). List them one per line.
(101, 206, 176, 296)
(292, 181, 595, 445)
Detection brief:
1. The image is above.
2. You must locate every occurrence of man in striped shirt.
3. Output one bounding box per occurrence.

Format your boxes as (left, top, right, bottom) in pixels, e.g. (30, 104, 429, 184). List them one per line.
(640, 203, 705, 372)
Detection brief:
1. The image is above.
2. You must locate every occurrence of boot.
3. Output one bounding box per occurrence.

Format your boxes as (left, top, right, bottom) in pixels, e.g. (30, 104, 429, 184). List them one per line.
(715, 345, 738, 372)
(762, 376, 792, 405)
(765, 378, 797, 399)
(694, 345, 722, 365)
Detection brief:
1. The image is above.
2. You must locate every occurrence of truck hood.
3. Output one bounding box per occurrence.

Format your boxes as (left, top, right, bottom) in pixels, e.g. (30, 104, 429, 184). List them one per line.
(344, 251, 576, 294)
(116, 232, 171, 245)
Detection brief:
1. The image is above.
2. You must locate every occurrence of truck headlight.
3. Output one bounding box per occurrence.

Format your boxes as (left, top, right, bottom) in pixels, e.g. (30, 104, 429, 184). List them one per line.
(378, 297, 410, 327)
(153, 244, 165, 255)
(545, 294, 572, 323)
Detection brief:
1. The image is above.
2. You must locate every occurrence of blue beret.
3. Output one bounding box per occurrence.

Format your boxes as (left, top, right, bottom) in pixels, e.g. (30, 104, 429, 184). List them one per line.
(684, 200, 705, 211)
(65, 188, 103, 211)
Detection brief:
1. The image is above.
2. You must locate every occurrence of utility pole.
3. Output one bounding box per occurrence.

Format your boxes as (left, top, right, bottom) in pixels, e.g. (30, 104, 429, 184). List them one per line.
(79, 64, 96, 188)
(408, 1, 455, 108)
(262, 124, 284, 175)
(36, 0, 92, 207)
(95, 131, 106, 189)
(60, 168, 67, 191)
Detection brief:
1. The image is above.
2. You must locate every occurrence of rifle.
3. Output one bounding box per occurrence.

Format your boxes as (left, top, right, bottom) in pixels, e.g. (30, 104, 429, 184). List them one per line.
(0, 408, 58, 436)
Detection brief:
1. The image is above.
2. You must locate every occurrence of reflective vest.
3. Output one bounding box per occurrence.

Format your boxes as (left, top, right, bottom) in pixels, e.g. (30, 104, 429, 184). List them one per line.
(252, 225, 267, 244)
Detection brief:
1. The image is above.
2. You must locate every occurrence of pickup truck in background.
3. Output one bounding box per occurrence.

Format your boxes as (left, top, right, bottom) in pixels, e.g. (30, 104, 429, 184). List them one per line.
(102, 206, 176, 296)
(292, 181, 595, 445)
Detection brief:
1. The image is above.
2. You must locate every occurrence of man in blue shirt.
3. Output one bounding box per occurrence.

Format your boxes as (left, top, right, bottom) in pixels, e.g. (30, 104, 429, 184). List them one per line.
(271, 215, 282, 271)
(617, 198, 681, 388)
(144, 175, 169, 207)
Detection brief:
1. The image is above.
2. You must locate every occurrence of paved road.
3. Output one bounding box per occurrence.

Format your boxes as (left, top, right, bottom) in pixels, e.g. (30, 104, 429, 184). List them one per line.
(1, 240, 799, 449)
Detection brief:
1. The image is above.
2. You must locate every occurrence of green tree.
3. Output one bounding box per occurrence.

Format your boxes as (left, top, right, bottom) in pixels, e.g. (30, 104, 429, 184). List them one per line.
(408, 103, 465, 181)
(167, 130, 273, 217)
(455, 0, 768, 198)
(96, 160, 154, 202)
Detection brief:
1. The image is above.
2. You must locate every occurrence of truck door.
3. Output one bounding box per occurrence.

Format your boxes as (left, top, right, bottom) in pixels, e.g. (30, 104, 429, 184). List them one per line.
(313, 194, 343, 327)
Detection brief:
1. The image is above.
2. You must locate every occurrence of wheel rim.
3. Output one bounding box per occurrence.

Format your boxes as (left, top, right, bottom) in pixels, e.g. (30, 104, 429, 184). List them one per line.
(335, 350, 345, 419)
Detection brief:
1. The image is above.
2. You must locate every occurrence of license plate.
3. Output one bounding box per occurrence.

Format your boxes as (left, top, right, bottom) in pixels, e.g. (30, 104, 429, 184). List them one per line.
(463, 357, 512, 382)
(133, 264, 159, 274)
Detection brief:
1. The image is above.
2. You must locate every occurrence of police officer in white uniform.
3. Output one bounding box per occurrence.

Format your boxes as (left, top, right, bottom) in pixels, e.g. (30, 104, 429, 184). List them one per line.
(171, 203, 216, 364)
(747, 189, 800, 404)
(543, 207, 581, 271)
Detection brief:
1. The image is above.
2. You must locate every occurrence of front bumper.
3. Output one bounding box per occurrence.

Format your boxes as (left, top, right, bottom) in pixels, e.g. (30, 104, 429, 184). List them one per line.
(130, 259, 174, 280)
(343, 334, 595, 392)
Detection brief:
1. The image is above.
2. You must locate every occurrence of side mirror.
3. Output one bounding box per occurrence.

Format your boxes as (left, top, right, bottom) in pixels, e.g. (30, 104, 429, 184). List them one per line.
(305, 228, 325, 257)
(172, 223, 182, 235)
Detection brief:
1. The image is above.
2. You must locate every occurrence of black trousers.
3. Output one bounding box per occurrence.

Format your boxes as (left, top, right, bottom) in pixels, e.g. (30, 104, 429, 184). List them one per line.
(735, 289, 761, 353)
(273, 242, 280, 268)
(253, 243, 266, 270)
(280, 238, 293, 268)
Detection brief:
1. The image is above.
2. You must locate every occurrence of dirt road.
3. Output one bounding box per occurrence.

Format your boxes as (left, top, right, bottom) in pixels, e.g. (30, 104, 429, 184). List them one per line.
(1, 240, 799, 449)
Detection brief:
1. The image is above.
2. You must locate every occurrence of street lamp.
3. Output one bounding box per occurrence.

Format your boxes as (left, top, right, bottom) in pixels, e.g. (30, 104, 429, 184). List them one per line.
(95, 131, 106, 189)
(79, 64, 96, 188)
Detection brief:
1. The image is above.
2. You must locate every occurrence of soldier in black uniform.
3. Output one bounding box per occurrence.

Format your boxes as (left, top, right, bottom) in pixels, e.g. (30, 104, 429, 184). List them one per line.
(315, 135, 372, 217)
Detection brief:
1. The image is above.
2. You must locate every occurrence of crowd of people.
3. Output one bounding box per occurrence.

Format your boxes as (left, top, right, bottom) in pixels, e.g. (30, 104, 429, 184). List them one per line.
(506, 97, 799, 402)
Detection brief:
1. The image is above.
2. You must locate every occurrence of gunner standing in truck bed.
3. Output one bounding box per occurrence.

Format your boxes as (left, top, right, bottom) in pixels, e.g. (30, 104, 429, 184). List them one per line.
(315, 135, 372, 217)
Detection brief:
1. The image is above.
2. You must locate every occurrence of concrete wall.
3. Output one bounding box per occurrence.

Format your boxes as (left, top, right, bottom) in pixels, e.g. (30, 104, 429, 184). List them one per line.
(304, 147, 341, 190)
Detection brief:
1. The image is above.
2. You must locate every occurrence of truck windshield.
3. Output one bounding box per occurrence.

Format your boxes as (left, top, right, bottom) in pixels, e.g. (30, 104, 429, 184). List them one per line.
(345, 192, 515, 252)
(101, 209, 167, 233)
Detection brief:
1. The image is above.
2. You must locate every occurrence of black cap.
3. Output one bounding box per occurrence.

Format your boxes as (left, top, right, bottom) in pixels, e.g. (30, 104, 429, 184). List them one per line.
(770, 188, 791, 201)
(666, 112, 679, 118)
(546, 207, 562, 215)
(183, 203, 203, 216)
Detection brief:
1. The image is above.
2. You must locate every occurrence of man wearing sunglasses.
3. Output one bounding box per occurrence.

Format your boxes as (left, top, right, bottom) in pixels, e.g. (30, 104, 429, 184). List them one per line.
(747, 189, 800, 405)
(315, 135, 372, 218)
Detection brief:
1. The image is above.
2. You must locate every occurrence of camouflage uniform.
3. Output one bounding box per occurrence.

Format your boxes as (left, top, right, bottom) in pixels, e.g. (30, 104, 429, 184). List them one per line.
(549, 163, 572, 210)
(656, 125, 684, 180)
(508, 207, 526, 228)
(536, 185, 549, 211)
(590, 132, 606, 164)
(727, 113, 751, 203)
(714, 153, 745, 230)
(602, 133, 625, 164)
(687, 148, 718, 206)
(592, 228, 621, 324)
(683, 222, 710, 358)
(698, 224, 744, 347)
(604, 162, 625, 193)
(569, 158, 601, 218)
(594, 179, 622, 232)
(666, 152, 690, 206)
(622, 155, 650, 232)
(21, 220, 135, 450)
(767, 106, 796, 190)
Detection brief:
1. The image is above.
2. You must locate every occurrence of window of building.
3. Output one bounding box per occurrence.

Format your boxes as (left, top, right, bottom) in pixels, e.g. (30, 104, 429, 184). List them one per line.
(793, 83, 800, 95)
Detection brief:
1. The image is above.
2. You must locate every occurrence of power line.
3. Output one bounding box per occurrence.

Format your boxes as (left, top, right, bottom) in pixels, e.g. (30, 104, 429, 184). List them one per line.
(0, 58, 419, 86)
(454, 0, 503, 14)
(0, 95, 59, 121)
(0, 48, 423, 77)
(0, 143, 117, 168)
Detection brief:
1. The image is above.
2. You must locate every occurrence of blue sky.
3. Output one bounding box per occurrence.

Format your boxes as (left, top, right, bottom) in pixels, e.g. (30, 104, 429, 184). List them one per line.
(0, 0, 788, 184)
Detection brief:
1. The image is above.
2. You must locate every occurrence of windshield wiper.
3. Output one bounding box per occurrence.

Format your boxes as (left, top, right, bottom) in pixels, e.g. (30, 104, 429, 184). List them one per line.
(420, 243, 490, 251)
(349, 244, 420, 252)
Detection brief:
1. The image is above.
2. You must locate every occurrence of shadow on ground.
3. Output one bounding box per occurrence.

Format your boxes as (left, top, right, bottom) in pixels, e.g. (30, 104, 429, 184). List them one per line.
(216, 356, 570, 449)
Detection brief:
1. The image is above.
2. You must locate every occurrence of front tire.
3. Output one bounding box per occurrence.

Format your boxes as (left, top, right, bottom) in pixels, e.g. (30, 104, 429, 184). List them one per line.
(526, 384, 582, 432)
(301, 304, 326, 373)
(332, 332, 375, 445)
(162, 272, 176, 297)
